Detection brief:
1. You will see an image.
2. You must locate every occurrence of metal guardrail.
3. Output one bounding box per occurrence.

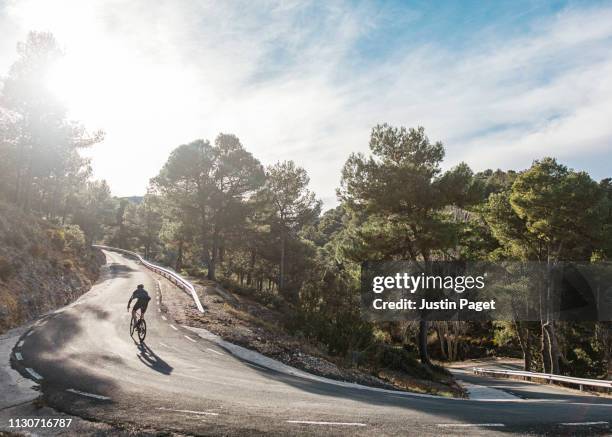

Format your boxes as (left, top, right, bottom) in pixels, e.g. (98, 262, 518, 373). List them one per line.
(473, 367, 612, 392)
(93, 245, 205, 313)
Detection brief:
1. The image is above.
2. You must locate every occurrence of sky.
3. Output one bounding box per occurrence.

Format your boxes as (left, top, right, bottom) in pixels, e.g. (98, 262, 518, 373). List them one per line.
(1, 0, 611, 207)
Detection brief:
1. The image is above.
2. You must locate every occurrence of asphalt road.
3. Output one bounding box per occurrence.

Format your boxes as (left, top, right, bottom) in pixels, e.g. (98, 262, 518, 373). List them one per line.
(9, 251, 612, 436)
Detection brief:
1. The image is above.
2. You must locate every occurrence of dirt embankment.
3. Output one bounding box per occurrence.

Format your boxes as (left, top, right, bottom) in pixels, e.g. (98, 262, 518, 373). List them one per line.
(0, 202, 104, 333)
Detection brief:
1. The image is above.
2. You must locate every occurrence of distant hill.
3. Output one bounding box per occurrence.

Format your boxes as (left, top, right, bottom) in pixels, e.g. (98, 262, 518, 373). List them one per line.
(119, 196, 144, 204)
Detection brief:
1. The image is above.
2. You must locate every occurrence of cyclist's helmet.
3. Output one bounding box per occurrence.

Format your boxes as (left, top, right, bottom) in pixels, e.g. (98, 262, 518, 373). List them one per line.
(137, 284, 144, 289)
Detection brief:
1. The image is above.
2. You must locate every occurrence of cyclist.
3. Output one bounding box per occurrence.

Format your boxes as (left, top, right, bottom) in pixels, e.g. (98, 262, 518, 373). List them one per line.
(127, 284, 151, 320)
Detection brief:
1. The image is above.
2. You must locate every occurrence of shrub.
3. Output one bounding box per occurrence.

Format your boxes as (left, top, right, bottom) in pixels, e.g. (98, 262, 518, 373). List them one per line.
(5, 232, 25, 247)
(46, 229, 65, 251)
(0, 257, 16, 281)
(62, 259, 74, 270)
(372, 344, 432, 380)
(29, 244, 46, 258)
(63, 225, 86, 252)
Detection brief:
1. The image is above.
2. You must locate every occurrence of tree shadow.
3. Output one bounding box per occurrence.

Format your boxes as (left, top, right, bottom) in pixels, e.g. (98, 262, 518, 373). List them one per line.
(133, 340, 173, 375)
(108, 263, 136, 278)
(11, 309, 119, 406)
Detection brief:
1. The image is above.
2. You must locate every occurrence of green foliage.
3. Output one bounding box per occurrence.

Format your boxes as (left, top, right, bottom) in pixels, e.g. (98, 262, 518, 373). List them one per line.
(62, 224, 86, 252)
(151, 135, 266, 280)
(291, 253, 372, 356)
(509, 157, 606, 260)
(372, 345, 433, 379)
(46, 229, 65, 251)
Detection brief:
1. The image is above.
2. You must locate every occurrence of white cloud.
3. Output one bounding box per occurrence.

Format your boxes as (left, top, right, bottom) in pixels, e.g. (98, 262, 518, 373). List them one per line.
(1, 1, 611, 207)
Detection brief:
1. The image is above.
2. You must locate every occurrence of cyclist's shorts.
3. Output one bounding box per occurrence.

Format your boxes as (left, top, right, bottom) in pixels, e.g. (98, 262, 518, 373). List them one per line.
(133, 299, 149, 313)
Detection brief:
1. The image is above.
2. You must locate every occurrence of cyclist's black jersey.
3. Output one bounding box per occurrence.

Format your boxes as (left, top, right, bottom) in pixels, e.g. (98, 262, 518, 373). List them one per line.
(131, 288, 151, 305)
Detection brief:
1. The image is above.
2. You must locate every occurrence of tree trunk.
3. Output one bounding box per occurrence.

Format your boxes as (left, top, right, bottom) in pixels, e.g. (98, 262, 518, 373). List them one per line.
(544, 322, 560, 374)
(208, 249, 216, 280)
(514, 321, 532, 371)
(541, 322, 551, 373)
(175, 240, 183, 271)
(435, 324, 447, 360)
(418, 319, 431, 367)
(247, 249, 255, 286)
(279, 232, 286, 292)
(208, 226, 219, 281)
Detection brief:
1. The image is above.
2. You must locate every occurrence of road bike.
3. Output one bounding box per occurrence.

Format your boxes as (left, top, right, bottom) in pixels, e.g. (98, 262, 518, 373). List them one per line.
(130, 311, 147, 343)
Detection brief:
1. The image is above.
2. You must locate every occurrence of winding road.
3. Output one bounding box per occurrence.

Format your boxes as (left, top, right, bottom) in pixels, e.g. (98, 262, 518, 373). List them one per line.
(7, 251, 612, 435)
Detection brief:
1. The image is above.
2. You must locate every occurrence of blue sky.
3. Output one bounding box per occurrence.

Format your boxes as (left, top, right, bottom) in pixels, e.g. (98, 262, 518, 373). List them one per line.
(1, 0, 611, 206)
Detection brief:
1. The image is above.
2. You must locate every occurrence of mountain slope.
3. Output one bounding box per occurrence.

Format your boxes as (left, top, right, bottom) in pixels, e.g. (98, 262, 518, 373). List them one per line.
(0, 201, 104, 333)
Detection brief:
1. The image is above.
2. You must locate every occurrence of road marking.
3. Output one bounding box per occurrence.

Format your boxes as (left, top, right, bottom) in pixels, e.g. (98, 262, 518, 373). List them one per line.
(437, 424, 505, 428)
(26, 330, 34, 337)
(161, 315, 167, 321)
(170, 324, 178, 331)
(184, 335, 197, 343)
(17, 340, 24, 348)
(157, 407, 218, 416)
(207, 348, 224, 356)
(159, 342, 170, 348)
(287, 420, 366, 427)
(561, 421, 609, 426)
(66, 389, 111, 400)
(15, 352, 23, 360)
(25, 368, 42, 380)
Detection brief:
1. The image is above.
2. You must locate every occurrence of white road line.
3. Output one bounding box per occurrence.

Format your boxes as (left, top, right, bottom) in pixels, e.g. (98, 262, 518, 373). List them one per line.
(15, 352, 23, 360)
(437, 424, 505, 428)
(287, 420, 366, 427)
(207, 348, 224, 356)
(184, 335, 197, 343)
(161, 315, 167, 321)
(26, 330, 34, 337)
(170, 324, 178, 331)
(561, 421, 609, 426)
(25, 368, 42, 380)
(159, 342, 170, 348)
(157, 407, 218, 416)
(17, 340, 24, 348)
(66, 389, 111, 400)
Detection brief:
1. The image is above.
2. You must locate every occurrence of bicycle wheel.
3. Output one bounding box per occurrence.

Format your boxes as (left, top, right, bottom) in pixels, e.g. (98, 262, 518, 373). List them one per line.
(138, 319, 147, 343)
(130, 315, 136, 337)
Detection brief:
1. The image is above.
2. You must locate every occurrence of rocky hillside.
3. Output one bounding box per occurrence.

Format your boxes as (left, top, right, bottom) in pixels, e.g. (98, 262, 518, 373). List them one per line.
(0, 201, 104, 333)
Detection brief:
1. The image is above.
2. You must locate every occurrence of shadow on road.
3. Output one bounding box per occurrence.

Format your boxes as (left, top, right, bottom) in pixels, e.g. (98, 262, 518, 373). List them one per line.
(109, 263, 136, 278)
(13, 309, 120, 412)
(134, 340, 173, 375)
(79, 304, 111, 320)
